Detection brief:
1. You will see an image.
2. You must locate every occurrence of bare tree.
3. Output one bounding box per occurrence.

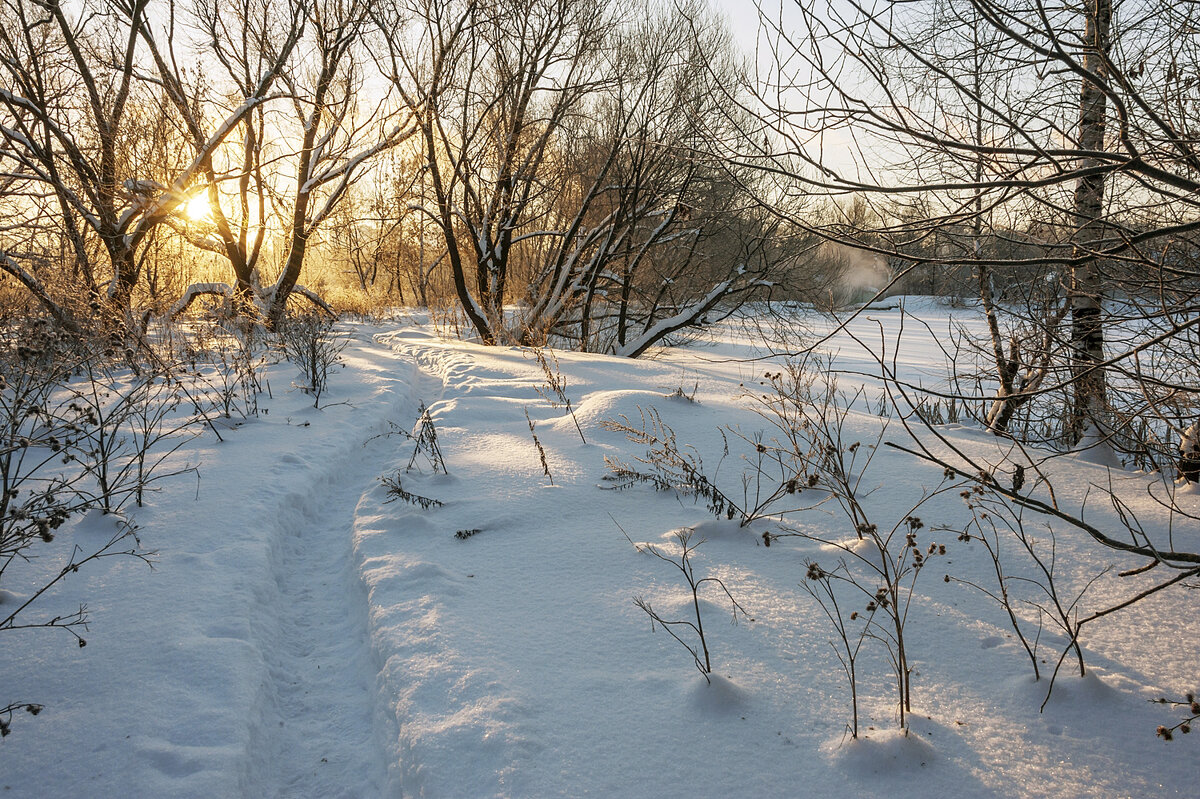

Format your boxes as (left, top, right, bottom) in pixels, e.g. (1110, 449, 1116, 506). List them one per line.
(163, 0, 308, 316)
(564, 1, 781, 356)
(377, 0, 776, 352)
(162, 0, 420, 324)
(378, 0, 616, 343)
(741, 0, 1199, 460)
(0, 0, 156, 318)
(0, 0, 301, 326)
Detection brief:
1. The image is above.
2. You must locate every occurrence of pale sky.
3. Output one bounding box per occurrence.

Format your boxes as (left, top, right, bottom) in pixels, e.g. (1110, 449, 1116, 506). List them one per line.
(711, 0, 764, 54)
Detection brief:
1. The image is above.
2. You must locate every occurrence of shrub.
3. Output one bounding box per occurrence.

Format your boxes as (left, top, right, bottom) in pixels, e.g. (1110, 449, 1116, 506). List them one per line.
(627, 527, 748, 683)
(277, 313, 346, 407)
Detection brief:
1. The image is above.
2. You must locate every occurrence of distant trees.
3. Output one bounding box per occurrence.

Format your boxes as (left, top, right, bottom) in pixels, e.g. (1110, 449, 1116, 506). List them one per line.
(745, 0, 1199, 461)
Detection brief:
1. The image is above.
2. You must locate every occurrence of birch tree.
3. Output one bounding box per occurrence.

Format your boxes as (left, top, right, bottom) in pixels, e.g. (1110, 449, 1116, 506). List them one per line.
(1069, 0, 1112, 445)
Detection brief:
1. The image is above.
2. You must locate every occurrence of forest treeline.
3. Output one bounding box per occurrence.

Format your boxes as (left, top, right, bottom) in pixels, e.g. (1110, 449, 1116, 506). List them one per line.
(0, 0, 1197, 443)
(0, 0, 814, 354)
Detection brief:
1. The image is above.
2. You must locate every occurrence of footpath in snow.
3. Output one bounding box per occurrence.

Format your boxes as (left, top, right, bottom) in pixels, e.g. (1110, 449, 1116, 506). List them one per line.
(1, 325, 420, 796)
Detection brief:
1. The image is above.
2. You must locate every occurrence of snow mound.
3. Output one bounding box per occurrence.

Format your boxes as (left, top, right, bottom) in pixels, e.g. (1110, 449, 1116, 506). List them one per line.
(823, 723, 937, 774)
(686, 673, 749, 715)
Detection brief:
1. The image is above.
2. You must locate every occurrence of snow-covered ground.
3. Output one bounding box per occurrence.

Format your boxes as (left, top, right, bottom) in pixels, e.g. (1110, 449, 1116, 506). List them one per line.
(2, 301, 1197, 797)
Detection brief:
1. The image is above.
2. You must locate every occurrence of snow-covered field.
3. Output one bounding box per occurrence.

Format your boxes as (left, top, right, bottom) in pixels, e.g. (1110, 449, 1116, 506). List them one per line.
(2, 301, 1197, 797)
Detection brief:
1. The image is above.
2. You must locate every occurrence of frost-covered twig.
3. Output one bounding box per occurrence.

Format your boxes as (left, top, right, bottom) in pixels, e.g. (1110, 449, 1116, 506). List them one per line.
(525, 408, 553, 485)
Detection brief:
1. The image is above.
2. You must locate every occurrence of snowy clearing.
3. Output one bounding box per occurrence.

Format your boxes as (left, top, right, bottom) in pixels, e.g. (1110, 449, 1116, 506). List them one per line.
(2, 301, 1197, 798)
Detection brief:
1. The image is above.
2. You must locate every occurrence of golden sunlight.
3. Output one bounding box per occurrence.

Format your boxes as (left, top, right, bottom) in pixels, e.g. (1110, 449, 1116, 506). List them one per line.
(184, 193, 211, 221)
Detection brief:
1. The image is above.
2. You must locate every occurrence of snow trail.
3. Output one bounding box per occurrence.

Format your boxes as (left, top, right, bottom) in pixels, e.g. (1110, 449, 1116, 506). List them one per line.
(244, 466, 390, 797)
(239, 336, 426, 797)
(4, 312, 1199, 798)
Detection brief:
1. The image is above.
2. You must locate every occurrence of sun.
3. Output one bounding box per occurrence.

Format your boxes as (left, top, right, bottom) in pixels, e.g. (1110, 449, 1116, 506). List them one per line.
(184, 193, 211, 221)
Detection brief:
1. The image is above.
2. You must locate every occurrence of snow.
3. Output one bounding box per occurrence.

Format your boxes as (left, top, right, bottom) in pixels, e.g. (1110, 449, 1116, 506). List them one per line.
(2, 301, 1197, 797)
(614, 276, 734, 357)
(167, 283, 235, 318)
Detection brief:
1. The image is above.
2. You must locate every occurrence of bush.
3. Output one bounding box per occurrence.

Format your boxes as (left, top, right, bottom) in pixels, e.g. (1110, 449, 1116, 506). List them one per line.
(277, 313, 346, 407)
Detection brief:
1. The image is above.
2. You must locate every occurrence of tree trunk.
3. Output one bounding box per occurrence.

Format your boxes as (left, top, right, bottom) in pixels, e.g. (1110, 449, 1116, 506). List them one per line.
(1069, 0, 1112, 445)
(422, 108, 494, 342)
(107, 245, 140, 313)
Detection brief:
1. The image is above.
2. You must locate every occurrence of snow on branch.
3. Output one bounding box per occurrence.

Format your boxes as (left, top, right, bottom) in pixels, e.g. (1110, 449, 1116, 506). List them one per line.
(290, 285, 336, 318)
(166, 283, 234, 320)
(303, 121, 422, 230)
(0, 250, 80, 331)
(615, 273, 740, 359)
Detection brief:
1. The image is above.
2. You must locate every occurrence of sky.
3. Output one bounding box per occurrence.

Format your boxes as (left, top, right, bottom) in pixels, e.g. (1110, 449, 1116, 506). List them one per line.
(713, 0, 766, 53)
